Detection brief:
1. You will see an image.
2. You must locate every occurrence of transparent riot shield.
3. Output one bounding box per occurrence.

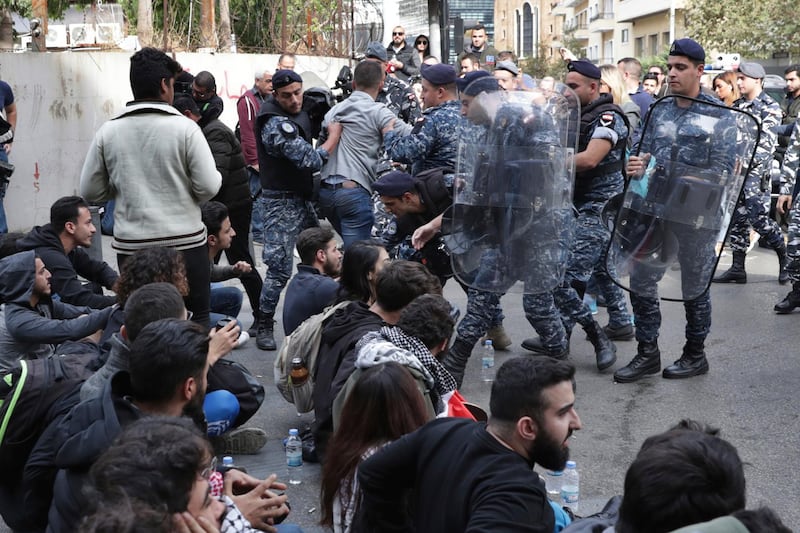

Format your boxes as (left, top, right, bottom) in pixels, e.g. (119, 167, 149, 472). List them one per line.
(447, 82, 579, 294)
(605, 95, 760, 302)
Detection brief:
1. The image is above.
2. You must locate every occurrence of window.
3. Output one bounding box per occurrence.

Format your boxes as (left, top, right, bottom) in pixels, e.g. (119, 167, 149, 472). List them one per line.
(621, 28, 629, 43)
(634, 36, 644, 57)
(649, 34, 658, 56)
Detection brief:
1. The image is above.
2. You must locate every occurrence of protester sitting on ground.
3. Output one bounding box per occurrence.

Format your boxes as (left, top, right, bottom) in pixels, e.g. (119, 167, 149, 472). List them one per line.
(356, 357, 581, 531)
(283, 227, 342, 336)
(320, 362, 429, 533)
(17, 196, 119, 309)
(24, 319, 212, 533)
(201, 200, 254, 346)
(80, 416, 298, 533)
(99, 246, 237, 364)
(333, 240, 390, 305)
(312, 260, 442, 461)
(336, 294, 456, 424)
(614, 427, 746, 533)
(0, 250, 116, 371)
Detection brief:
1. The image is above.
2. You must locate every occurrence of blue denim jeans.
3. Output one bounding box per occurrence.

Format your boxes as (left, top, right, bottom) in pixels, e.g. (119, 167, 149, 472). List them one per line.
(210, 284, 243, 319)
(319, 184, 374, 249)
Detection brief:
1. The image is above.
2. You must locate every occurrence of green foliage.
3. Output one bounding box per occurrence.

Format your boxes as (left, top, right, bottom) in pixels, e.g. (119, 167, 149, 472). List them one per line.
(520, 44, 567, 79)
(685, 0, 800, 59)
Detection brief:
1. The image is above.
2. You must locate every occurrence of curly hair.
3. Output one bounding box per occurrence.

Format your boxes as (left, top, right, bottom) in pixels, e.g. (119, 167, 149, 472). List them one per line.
(113, 248, 189, 307)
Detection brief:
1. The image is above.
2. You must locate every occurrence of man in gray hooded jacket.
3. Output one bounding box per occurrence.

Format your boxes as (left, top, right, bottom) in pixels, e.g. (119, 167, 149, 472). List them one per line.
(0, 250, 114, 371)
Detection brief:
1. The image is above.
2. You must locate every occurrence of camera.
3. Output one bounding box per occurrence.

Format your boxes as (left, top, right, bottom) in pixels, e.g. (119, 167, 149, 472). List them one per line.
(332, 65, 353, 103)
(0, 160, 14, 186)
(215, 317, 234, 330)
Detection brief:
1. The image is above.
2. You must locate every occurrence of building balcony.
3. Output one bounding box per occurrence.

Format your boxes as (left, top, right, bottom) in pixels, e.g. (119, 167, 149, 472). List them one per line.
(573, 24, 589, 40)
(589, 11, 614, 32)
(616, 0, 684, 22)
(552, 2, 569, 16)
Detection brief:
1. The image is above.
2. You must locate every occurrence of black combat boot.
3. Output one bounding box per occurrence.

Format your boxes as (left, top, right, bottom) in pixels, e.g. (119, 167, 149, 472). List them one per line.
(712, 251, 746, 284)
(520, 337, 569, 359)
(774, 283, 800, 314)
(662, 338, 709, 379)
(247, 310, 260, 337)
(256, 313, 277, 351)
(603, 322, 634, 341)
(441, 338, 475, 389)
(585, 320, 617, 371)
(775, 242, 789, 284)
(613, 342, 660, 383)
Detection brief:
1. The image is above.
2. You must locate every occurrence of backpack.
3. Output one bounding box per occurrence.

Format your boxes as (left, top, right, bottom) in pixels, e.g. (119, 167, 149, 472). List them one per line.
(0, 354, 94, 476)
(273, 300, 349, 413)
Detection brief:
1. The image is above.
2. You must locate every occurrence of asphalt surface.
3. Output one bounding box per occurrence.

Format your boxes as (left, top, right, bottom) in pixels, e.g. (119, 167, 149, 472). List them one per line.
(3, 239, 799, 532)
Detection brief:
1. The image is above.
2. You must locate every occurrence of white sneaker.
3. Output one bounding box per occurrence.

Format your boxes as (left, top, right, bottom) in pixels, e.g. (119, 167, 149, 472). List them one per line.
(235, 331, 250, 349)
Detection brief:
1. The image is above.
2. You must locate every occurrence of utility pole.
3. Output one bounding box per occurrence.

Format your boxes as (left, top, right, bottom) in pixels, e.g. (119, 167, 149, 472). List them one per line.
(31, 0, 47, 51)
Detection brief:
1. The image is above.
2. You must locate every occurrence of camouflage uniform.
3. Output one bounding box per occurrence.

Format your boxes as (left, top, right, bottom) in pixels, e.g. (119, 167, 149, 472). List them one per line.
(527, 95, 630, 352)
(781, 122, 800, 280)
(629, 93, 737, 345)
(384, 99, 462, 176)
(378, 76, 421, 125)
(727, 92, 784, 252)
(257, 115, 326, 317)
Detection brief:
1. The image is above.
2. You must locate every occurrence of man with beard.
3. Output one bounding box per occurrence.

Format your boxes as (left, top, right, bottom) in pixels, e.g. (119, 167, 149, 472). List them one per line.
(357, 357, 581, 532)
(282, 227, 342, 336)
(37, 318, 211, 533)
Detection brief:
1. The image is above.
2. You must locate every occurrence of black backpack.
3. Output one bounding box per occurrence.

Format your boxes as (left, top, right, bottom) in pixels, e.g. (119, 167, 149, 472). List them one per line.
(0, 354, 94, 474)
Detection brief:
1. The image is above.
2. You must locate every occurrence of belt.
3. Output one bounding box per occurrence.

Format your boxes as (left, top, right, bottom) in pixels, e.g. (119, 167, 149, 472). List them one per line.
(321, 179, 359, 190)
(261, 189, 300, 199)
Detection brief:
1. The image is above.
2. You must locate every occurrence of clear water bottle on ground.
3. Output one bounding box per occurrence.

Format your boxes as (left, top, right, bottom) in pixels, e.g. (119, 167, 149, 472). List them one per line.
(285, 428, 303, 485)
(480, 340, 495, 382)
(544, 469, 564, 501)
(560, 460, 580, 514)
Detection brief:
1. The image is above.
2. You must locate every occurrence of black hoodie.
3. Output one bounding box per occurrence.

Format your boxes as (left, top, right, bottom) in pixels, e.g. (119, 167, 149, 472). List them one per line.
(16, 224, 118, 309)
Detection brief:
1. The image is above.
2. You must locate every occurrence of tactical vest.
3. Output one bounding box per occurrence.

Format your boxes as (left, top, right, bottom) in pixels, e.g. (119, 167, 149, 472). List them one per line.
(255, 98, 315, 197)
(574, 93, 629, 202)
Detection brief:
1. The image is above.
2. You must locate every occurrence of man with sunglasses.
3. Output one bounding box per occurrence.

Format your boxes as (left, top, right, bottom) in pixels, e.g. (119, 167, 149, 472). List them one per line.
(386, 25, 418, 83)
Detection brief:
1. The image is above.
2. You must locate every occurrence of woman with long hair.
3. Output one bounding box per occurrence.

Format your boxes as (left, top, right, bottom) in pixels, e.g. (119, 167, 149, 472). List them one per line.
(320, 363, 429, 532)
(334, 240, 389, 304)
(713, 71, 740, 106)
(413, 35, 431, 66)
(599, 64, 640, 132)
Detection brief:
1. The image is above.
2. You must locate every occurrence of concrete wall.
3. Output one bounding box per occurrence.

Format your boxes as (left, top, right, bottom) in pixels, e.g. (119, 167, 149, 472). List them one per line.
(2, 51, 349, 231)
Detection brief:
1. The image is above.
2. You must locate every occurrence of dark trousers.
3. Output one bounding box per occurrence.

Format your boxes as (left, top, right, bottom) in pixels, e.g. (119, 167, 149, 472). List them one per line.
(219, 203, 263, 322)
(118, 243, 211, 328)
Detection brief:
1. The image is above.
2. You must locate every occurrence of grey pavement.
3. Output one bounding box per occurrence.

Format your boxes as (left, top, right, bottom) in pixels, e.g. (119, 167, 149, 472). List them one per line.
(3, 239, 799, 532)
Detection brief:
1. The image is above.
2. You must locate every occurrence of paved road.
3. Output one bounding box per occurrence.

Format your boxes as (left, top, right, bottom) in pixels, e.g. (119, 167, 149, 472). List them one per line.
(3, 242, 798, 532)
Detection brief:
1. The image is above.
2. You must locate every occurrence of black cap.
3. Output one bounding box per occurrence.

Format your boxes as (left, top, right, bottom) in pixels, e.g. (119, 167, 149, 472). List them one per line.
(272, 70, 303, 89)
(567, 60, 601, 80)
(373, 170, 416, 197)
(456, 70, 491, 92)
(421, 63, 458, 86)
(462, 76, 501, 96)
(669, 38, 705, 63)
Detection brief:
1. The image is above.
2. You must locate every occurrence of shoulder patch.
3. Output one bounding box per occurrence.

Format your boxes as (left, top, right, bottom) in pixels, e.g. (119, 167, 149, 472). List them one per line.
(599, 112, 615, 128)
(280, 121, 297, 136)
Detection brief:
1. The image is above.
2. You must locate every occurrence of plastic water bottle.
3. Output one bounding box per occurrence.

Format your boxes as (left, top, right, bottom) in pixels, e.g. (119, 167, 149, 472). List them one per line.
(544, 469, 564, 502)
(285, 428, 303, 485)
(218, 455, 247, 474)
(480, 340, 495, 382)
(560, 460, 580, 514)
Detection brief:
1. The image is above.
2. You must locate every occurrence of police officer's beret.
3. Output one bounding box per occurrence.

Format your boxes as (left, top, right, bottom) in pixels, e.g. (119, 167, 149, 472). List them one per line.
(364, 41, 388, 62)
(373, 170, 416, 197)
(272, 70, 303, 89)
(494, 60, 519, 76)
(738, 62, 766, 79)
(421, 63, 458, 86)
(456, 70, 491, 92)
(669, 38, 705, 63)
(567, 60, 601, 80)
(462, 76, 501, 97)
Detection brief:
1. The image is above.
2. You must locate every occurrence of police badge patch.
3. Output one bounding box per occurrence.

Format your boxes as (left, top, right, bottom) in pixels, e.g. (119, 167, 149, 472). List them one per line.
(280, 120, 298, 138)
(600, 112, 615, 128)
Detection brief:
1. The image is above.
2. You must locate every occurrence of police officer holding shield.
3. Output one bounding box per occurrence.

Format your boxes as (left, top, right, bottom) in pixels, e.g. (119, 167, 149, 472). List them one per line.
(613, 39, 743, 382)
